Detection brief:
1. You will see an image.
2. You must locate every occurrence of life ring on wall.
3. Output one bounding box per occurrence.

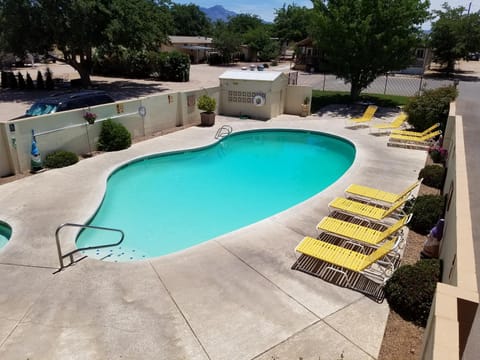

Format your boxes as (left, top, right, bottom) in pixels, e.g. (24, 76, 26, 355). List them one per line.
(253, 95, 265, 107)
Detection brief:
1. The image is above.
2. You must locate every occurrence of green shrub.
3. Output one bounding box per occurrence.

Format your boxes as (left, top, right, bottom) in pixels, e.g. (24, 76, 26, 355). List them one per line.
(197, 94, 216, 113)
(1, 71, 7, 88)
(36, 70, 44, 89)
(418, 165, 446, 189)
(384, 259, 441, 327)
(98, 119, 132, 151)
(26, 73, 35, 90)
(403, 86, 458, 132)
(93, 49, 190, 82)
(44, 150, 79, 168)
(428, 145, 448, 164)
(45, 68, 54, 90)
(17, 72, 26, 89)
(8, 72, 17, 89)
(408, 194, 445, 234)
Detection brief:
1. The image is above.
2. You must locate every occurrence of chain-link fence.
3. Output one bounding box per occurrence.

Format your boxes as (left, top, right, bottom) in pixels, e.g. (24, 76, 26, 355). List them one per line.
(300, 71, 456, 97)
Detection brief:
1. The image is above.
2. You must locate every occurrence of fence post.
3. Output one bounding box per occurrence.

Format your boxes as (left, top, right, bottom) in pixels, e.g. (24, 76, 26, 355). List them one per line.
(384, 73, 388, 95)
(323, 73, 326, 91)
(418, 75, 424, 94)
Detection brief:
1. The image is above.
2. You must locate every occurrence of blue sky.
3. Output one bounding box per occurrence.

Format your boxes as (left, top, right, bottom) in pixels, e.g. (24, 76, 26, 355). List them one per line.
(173, 1, 478, 23)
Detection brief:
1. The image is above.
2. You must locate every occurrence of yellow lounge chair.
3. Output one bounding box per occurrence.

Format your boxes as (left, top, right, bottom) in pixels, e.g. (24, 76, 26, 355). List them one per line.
(389, 129, 442, 144)
(328, 197, 406, 222)
(345, 179, 422, 205)
(391, 122, 440, 137)
(316, 213, 412, 246)
(347, 105, 378, 125)
(371, 112, 408, 132)
(294, 236, 398, 283)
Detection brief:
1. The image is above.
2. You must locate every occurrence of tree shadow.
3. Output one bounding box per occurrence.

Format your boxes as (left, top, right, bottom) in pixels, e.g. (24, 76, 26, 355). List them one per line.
(425, 67, 480, 82)
(90, 80, 171, 101)
(315, 103, 400, 118)
(0, 78, 175, 107)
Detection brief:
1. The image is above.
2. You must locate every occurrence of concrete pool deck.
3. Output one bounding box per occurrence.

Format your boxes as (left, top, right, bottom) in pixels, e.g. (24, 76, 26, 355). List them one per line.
(0, 113, 426, 359)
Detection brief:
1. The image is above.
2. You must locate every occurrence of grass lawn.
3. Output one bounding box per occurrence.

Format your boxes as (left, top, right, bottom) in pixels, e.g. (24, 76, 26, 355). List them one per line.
(311, 90, 410, 113)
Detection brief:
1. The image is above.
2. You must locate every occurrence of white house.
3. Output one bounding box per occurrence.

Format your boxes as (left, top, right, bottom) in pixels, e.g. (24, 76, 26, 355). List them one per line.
(161, 36, 213, 64)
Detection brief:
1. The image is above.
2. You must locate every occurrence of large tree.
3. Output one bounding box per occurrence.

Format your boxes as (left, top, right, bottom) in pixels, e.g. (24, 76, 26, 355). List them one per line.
(243, 26, 280, 62)
(227, 14, 264, 41)
(170, 3, 212, 36)
(430, 4, 480, 72)
(272, 3, 313, 45)
(211, 20, 242, 63)
(0, 0, 172, 86)
(310, 0, 430, 100)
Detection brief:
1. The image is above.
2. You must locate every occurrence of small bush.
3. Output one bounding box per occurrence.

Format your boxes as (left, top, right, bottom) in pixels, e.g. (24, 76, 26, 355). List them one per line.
(8, 72, 17, 89)
(408, 194, 445, 234)
(418, 165, 446, 189)
(44, 150, 79, 168)
(17, 72, 26, 89)
(403, 86, 458, 132)
(26, 73, 35, 90)
(98, 119, 132, 152)
(384, 259, 441, 327)
(428, 145, 447, 164)
(1, 71, 7, 88)
(36, 70, 44, 89)
(197, 94, 216, 113)
(45, 68, 54, 90)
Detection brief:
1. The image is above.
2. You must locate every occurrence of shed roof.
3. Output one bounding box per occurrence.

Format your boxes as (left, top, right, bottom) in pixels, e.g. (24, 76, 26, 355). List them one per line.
(168, 36, 212, 45)
(219, 71, 285, 82)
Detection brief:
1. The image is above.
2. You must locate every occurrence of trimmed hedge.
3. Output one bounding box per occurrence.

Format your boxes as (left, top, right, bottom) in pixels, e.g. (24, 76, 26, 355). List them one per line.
(384, 259, 441, 327)
(408, 194, 445, 235)
(44, 150, 79, 168)
(93, 49, 190, 82)
(418, 165, 446, 189)
(403, 86, 458, 132)
(97, 119, 132, 152)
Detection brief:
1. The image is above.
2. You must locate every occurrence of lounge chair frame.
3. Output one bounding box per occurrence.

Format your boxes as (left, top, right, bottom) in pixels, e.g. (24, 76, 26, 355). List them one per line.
(316, 213, 412, 246)
(370, 112, 408, 134)
(294, 235, 402, 287)
(389, 129, 442, 144)
(344, 179, 422, 205)
(345, 105, 378, 127)
(327, 197, 407, 223)
(391, 122, 440, 137)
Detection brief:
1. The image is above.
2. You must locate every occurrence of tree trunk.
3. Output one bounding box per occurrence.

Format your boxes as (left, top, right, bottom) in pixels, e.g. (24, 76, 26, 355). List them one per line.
(63, 51, 92, 87)
(77, 65, 92, 87)
(446, 59, 455, 75)
(350, 82, 362, 102)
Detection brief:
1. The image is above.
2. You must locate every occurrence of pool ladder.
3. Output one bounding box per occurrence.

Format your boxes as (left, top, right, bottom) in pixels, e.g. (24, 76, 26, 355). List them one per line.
(55, 223, 124, 271)
(215, 125, 233, 139)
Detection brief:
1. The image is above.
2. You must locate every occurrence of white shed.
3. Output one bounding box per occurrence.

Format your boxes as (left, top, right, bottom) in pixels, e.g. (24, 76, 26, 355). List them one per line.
(218, 70, 288, 120)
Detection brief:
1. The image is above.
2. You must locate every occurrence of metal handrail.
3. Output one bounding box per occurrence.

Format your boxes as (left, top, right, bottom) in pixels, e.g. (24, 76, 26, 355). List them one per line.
(215, 125, 233, 139)
(55, 223, 124, 270)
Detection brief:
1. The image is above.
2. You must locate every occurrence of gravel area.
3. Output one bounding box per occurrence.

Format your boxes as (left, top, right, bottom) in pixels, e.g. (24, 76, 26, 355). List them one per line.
(378, 156, 442, 360)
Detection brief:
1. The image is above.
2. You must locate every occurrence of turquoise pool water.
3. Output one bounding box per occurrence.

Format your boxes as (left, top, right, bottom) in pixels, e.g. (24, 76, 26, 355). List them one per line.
(76, 129, 355, 261)
(0, 222, 12, 249)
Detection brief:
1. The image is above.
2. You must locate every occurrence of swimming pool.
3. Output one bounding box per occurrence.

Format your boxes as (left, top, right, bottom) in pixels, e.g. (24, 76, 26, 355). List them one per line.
(76, 129, 355, 261)
(0, 222, 12, 249)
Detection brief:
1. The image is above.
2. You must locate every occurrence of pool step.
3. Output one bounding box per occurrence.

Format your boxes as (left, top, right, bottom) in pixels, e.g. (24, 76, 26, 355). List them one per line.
(82, 246, 148, 262)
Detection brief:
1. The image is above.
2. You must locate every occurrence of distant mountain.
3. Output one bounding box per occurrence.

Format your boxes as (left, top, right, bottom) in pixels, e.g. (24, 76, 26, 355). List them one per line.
(200, 5, 237, 22)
